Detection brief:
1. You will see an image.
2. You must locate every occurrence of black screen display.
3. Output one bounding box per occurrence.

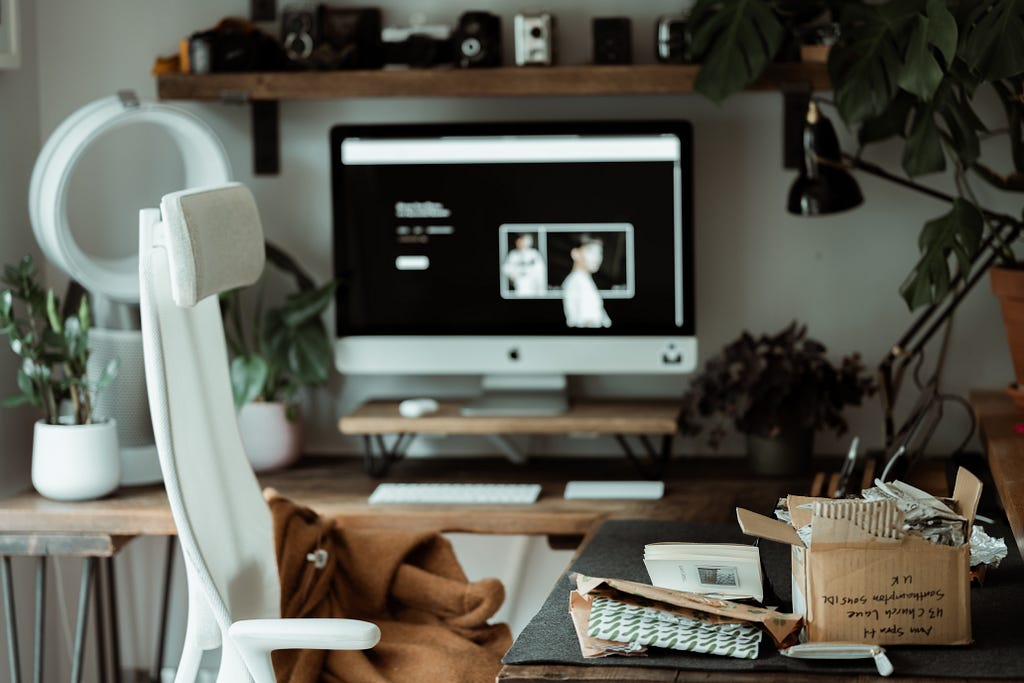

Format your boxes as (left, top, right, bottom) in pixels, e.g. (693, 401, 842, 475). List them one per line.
(331, 121, 694, 337)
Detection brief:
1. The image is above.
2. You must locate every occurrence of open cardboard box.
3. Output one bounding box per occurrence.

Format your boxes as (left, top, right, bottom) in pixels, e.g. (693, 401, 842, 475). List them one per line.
(737, 467, 982, 646)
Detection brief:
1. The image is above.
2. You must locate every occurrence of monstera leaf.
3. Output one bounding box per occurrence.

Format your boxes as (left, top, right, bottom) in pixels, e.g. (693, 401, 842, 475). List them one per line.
(829, 2, 922, 125)
(899, 199, 984, 309)
(959, 0, 1024, 80)
(690, 0, 785, 104)
(897, 0, 957, 101)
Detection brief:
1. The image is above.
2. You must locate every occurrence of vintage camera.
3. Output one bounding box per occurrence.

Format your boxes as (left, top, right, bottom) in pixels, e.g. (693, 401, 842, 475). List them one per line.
(656, 14, 691, 64)
(312, 6, 384, 70)
(592, 17, 632, 65)
(453, 11, 502, 68)
(382, 24, 455, 68)
(514, 13, 555, 66)
(188, 18, 286, 73)
(281, 5, 320, 66)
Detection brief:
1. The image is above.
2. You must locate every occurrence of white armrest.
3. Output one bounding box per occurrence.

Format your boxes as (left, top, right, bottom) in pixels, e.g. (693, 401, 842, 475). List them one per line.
(228, 618, 380, 683)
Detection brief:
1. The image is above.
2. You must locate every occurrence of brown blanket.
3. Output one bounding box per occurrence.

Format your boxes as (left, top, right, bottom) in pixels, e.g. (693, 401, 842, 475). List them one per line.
(267, 491, 512, 683)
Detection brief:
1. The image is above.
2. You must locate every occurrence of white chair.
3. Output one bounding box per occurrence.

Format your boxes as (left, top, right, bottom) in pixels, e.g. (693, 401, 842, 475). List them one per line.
(139, 183, 380, 683)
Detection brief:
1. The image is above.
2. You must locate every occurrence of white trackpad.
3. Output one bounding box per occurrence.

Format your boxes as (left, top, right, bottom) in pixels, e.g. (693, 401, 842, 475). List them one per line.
(564, 480, 664, 500)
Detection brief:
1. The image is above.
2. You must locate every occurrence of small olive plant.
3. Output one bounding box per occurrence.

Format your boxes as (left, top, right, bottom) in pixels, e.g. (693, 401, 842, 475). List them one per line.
(0, 255, 118, 425)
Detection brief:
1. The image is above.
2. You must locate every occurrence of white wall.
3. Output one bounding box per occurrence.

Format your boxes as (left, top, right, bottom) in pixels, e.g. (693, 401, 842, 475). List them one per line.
(32, 0, 1016, 462)
(13, 0, 1020, 678)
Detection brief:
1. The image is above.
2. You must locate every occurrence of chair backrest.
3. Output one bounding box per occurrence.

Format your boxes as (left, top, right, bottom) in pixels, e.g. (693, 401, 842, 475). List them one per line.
(139, 183, 278, 632)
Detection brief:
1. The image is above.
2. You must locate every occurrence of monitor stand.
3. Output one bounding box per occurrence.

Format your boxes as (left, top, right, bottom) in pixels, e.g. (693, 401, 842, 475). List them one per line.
(461, 374, 569, 416)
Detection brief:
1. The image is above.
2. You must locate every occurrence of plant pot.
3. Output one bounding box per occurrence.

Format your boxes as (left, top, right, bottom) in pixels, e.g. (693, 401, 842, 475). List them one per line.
(745, 429, 814, 477)
(32, 419, 120, 501)
(990, 267, 1024, 409)
(238, 402, 302, 472)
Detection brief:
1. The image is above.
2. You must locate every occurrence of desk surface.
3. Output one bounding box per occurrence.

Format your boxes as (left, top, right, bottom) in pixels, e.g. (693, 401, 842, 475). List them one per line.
(0, 455, 800, 539)
(971, 390, 1024, 560)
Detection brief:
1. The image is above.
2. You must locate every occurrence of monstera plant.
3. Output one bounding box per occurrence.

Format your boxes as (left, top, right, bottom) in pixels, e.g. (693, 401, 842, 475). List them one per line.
(690, 0, 1024, 309)
(220, 242, 337, 471)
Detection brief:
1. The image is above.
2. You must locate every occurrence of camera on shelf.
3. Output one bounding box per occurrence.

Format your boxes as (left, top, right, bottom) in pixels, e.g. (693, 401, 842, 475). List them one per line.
(280, 4, 384, 70)
(452, 11, 502, 68)
(187, 18, 286, 73)
(514, 13, 555, 66)
(655, 14, 691, 64)
(592, 16, 632, 65)
(382, 24, 455, 68)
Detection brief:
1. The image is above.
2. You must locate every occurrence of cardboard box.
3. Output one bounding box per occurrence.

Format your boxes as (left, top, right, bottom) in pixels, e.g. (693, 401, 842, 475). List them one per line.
(737, 467, 982, 646)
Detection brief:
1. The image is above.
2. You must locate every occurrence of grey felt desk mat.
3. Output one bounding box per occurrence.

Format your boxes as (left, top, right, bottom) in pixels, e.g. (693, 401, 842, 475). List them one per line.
(503, 519, 1024, 678)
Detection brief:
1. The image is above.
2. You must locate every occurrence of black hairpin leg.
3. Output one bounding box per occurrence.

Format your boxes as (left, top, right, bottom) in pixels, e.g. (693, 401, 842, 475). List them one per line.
(151, 537, 176, 683)
(91, 556, 124, 683)
(32, 557, 45, 683)
(1, 556, 20, 683)
(71, 558, 96, 683)
(362, 433, 415, 477)
(615, 434, 674, 479)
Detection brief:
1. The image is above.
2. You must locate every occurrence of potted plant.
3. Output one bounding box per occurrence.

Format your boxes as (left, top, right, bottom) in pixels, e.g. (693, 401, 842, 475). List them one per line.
(678, 322, 875, 476)
(688, 1, 1024, 394)
(221, 243, 337, 471)
(0, 255, 120, 500)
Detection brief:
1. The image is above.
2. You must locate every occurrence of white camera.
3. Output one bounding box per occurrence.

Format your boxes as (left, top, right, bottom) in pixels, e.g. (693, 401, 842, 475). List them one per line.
(514, 13, 555, 66)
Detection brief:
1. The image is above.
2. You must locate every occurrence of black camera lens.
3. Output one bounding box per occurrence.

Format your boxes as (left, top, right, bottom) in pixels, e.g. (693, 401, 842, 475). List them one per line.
(530, 26, 543, 38)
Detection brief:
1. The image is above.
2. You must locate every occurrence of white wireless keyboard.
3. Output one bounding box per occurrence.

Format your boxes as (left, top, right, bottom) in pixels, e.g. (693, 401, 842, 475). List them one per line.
(368, 483, 542, 505)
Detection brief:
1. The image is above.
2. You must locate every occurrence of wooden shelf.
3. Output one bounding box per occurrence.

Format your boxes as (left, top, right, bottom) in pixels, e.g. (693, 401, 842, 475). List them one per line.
(156, 62, 829, 101)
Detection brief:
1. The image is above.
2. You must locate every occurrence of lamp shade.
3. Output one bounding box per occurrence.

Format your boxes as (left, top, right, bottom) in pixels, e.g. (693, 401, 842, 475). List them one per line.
(787, 102, 862, 216)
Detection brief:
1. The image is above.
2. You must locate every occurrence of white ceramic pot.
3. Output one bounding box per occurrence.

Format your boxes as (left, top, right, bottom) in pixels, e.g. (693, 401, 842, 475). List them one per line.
(237, 402, 302, 472)
(32, 419, 121, 501)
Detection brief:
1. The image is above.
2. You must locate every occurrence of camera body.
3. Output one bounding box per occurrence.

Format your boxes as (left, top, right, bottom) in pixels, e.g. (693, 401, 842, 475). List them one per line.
(452, 11, 502, 68)
(279, 4, 383, 70)
(281, 5, 320, 65)
(656, 14, 691, 64)
(514, 13, 555, 66)
(592, 16, 632, 65)
(382, 24, 454, 68)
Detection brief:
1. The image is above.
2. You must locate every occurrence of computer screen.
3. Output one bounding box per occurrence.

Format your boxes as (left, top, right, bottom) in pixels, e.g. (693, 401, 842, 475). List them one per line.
(331, 120, 696, 383)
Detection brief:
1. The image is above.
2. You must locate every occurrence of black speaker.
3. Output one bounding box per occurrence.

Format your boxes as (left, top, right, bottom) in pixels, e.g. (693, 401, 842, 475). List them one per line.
(592, 17, 632, 65)
(453, 11, 502, 68)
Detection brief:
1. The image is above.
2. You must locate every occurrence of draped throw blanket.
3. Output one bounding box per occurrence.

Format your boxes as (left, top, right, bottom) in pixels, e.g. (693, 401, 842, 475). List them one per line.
(267, 491, 513, 683)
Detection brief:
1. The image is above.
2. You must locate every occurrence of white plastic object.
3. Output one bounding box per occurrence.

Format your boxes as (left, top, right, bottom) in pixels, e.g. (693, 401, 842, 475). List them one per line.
(780, 642, 894, 677)
(564, 480, 665, 500)
(368, 482, 542, 505)
(30, 92, 230, 302)
(230, 618, 381, 683)
(237, 402, 302, 472)
(398, 397, 440, 418)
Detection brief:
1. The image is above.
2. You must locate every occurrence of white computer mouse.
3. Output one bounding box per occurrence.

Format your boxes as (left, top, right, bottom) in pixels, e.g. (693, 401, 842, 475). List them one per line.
(398, 398, 440, 418)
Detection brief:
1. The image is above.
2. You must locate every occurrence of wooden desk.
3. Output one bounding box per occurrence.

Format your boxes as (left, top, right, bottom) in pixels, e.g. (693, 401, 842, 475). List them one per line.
(497, 457, 1013, 683)
(338, 399, 682, 476)
(971, 389, 1024, 560)
(0, 455, 798, 540)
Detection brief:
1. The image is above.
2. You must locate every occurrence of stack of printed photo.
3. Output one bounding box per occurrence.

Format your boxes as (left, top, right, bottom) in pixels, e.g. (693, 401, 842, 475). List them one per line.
(643, 542, 764, 603)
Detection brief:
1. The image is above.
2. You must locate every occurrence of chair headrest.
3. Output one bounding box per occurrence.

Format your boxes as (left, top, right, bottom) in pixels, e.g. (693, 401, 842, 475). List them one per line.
(160, 183, 266, 307)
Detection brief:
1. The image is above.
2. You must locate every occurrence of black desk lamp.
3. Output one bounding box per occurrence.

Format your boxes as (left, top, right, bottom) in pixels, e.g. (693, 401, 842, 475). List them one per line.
(787, 100, 1022, 484)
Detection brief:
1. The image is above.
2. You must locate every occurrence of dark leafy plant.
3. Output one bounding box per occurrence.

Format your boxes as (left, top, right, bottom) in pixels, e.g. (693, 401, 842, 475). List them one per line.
(678, 322, 875, 447)
(689, 0, 1024, 310)
(0, 255, 118, 425)
(221, 242, 337, 408)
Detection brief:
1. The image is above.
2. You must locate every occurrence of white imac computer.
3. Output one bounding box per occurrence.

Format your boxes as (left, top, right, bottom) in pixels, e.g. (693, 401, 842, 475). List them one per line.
(330, 120, 696, 415)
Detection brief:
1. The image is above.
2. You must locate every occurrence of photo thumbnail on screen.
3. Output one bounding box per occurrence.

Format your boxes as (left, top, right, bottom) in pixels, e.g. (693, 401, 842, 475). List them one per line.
(498, 223, 634, 329)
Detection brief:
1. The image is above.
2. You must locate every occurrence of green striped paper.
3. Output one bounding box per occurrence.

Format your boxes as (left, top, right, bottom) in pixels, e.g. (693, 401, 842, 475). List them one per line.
(586, 595, 762, 659)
